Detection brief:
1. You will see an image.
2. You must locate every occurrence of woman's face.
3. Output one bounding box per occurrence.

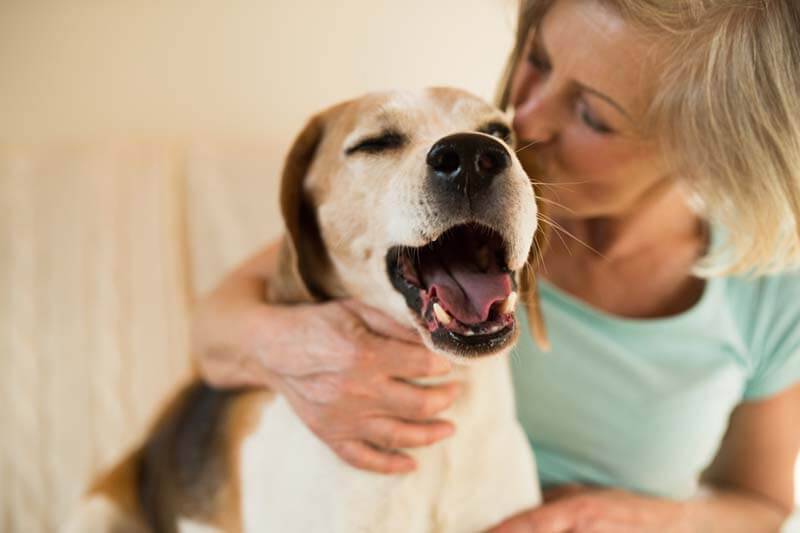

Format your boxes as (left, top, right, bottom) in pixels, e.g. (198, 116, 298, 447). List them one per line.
(510, 0, 669, 218)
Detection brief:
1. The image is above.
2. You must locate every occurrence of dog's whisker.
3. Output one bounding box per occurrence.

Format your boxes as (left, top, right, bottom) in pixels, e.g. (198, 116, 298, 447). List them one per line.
(529, 178, 592, 187)
(535, 249, 552, 276)
(528, 181, 575, 205)
(534, 249, 546, 271)
(538, 216, 573, 256)
(528, 180, 592, 198)
(537, 216, 571, 255)
(537, 214, 604, 259)
(514, 139, 542, 153)
(524, 251, 547, 275)
(536, 196, 575, 214)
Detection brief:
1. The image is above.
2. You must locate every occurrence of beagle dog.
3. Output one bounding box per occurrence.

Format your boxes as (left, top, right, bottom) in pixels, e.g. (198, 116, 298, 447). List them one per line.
(66, 87, 548, 533)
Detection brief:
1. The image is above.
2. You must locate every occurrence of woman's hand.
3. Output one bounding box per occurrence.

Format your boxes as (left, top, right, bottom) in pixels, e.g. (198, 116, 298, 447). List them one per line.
(191, 242, 460, 475)
(488, 485, 690, 533)
(266, 299, 460, 474)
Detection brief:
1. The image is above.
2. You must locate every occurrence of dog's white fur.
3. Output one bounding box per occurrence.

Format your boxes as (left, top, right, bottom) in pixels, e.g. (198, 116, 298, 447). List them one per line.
(66, 88, 542, 533)
(241, 358, 538, 532)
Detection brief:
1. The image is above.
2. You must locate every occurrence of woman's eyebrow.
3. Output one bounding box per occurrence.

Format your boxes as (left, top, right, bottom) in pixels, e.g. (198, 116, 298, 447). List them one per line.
(578, 83, 633, 121)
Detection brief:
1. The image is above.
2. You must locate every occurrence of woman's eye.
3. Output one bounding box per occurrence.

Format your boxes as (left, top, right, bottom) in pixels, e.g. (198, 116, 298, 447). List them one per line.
(578, 102, 613, 135)
(527, 50, 550, 73)
(346, 132, 406, 155)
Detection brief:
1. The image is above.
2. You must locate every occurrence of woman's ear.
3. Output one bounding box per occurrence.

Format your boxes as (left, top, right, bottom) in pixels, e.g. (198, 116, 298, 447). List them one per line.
(267, 112, 333, 304)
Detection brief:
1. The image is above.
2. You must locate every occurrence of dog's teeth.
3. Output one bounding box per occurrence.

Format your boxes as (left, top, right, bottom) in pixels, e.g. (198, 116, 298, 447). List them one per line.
(464, 329, 476, 336)
(500, 291, 518, 314)
(476, 247, 490, 271)
(433, 302, 453, 325)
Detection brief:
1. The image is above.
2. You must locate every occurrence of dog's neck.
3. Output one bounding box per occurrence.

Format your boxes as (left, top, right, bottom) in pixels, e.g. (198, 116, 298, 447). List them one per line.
(409, 349, 511, 388)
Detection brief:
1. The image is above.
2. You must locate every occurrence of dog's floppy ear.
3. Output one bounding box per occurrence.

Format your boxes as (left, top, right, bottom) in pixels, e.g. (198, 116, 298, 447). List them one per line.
(521, 184, 551, 351)
(267, 112, 333, 304)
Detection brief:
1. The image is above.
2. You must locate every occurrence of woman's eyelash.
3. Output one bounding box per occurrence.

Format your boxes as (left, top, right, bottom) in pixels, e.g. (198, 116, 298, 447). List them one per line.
(346, 132, 406, 155)
(579, 103, 613, 134)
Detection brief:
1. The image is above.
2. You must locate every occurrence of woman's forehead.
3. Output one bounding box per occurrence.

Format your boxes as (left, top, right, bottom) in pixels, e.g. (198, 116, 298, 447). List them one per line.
(539, 0, 659, 120)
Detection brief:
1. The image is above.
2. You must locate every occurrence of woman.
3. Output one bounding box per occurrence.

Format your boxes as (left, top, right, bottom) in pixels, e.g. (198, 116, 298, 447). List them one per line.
(192, 0, 800, 531)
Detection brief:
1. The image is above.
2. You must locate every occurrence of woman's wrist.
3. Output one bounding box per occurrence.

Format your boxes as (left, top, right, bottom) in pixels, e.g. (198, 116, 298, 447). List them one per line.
(192, 270, 308, 389)
(236, 299, 314, 385)
(683, 485, 789, 533)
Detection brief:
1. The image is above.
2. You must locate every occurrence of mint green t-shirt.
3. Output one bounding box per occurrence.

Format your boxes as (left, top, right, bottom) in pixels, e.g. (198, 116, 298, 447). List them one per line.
(512, 270, 800, 499)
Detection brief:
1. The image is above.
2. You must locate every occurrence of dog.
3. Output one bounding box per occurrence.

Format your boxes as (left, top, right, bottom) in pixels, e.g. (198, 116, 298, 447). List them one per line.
(65, 87, 549, 533)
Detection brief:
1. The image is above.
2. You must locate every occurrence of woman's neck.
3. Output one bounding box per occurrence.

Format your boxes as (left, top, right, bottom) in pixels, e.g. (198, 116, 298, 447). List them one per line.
(552, 182, 704, 263)
(541, 182, 709, 318)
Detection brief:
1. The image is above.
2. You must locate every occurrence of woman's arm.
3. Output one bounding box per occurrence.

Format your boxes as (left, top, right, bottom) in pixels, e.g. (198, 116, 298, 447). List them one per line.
(692, 381, 800, 532)
(191, 238, 461, 474)
(489, 383, 800, 532)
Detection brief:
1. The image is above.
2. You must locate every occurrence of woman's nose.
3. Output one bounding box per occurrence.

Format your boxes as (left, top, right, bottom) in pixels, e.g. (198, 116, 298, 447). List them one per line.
(512, 82, 562, 144)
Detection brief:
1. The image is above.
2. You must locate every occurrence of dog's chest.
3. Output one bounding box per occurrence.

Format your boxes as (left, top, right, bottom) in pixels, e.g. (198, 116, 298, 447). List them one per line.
(237, 357, 540, 533)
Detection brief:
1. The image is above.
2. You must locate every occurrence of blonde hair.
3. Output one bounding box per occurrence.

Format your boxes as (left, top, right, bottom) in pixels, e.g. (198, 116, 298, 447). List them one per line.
(497, 0, 800, 276)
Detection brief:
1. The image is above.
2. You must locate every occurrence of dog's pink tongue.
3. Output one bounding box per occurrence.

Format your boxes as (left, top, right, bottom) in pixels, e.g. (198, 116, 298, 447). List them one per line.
(419, 252, 511, 325)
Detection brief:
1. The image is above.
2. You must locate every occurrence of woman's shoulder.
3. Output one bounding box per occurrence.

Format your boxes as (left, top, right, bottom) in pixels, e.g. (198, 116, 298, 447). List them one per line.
(722, 269, 800, 400)
(709, 223, 800, 306)
(723, 268, 800, 318)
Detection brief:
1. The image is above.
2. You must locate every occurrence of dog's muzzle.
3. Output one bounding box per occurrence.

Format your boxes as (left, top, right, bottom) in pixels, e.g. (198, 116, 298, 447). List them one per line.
(386, 131, 531, 358)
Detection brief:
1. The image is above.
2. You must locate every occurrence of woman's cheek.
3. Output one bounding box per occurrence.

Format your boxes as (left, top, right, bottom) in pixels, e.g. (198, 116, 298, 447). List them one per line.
(551, 128, 650, 212)
(557, 124, 623, 178)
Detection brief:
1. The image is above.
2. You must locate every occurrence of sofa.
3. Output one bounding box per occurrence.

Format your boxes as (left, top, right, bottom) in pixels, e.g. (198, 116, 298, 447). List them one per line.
(0, 139, 287, 531)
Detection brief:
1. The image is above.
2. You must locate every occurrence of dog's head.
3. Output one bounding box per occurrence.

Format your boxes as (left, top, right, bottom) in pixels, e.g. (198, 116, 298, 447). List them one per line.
(269, 87, 548, 361)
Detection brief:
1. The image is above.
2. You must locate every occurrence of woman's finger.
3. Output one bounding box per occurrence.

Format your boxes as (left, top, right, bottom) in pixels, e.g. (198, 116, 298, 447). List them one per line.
(367, 338, 453, 378)
(379, 379, 461, 420)
(487, 510, 537, 533)
(339, 299, 422, 344)
(520, 500, 579, 533)
(338, 300, 453, 378)
(489, 498, 584, 533)
(362, 417, 455, 450)
(543, 483, 589, 503)
(331, 439, 416, 475)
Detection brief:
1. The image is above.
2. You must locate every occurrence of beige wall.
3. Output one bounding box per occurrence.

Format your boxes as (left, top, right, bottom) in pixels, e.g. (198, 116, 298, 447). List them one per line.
(0, 0, 515, 144)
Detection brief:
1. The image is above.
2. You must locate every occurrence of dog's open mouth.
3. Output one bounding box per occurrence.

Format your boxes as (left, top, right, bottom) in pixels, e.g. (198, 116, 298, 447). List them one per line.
(387, 223, 518, 356)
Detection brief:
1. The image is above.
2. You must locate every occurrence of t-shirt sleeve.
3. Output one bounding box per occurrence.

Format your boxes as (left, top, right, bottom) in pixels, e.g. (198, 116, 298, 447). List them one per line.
(742, 272, 800, 400)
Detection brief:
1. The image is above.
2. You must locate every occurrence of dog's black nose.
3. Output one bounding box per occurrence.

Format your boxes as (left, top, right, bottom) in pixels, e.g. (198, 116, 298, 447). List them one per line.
(426, 133, 510, 198)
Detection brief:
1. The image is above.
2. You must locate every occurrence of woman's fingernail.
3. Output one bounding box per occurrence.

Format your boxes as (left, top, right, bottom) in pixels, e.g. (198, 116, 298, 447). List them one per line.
(400, 458, 417, 471)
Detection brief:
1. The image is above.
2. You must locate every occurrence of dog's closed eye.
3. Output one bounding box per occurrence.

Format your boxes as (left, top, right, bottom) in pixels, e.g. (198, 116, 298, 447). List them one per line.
(345, 131, 407, 156)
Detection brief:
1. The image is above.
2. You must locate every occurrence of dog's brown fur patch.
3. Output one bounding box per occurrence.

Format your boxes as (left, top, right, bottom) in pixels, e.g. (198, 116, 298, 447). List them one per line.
(212, 389, 272, 533)
(89, 449, 148, 528)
